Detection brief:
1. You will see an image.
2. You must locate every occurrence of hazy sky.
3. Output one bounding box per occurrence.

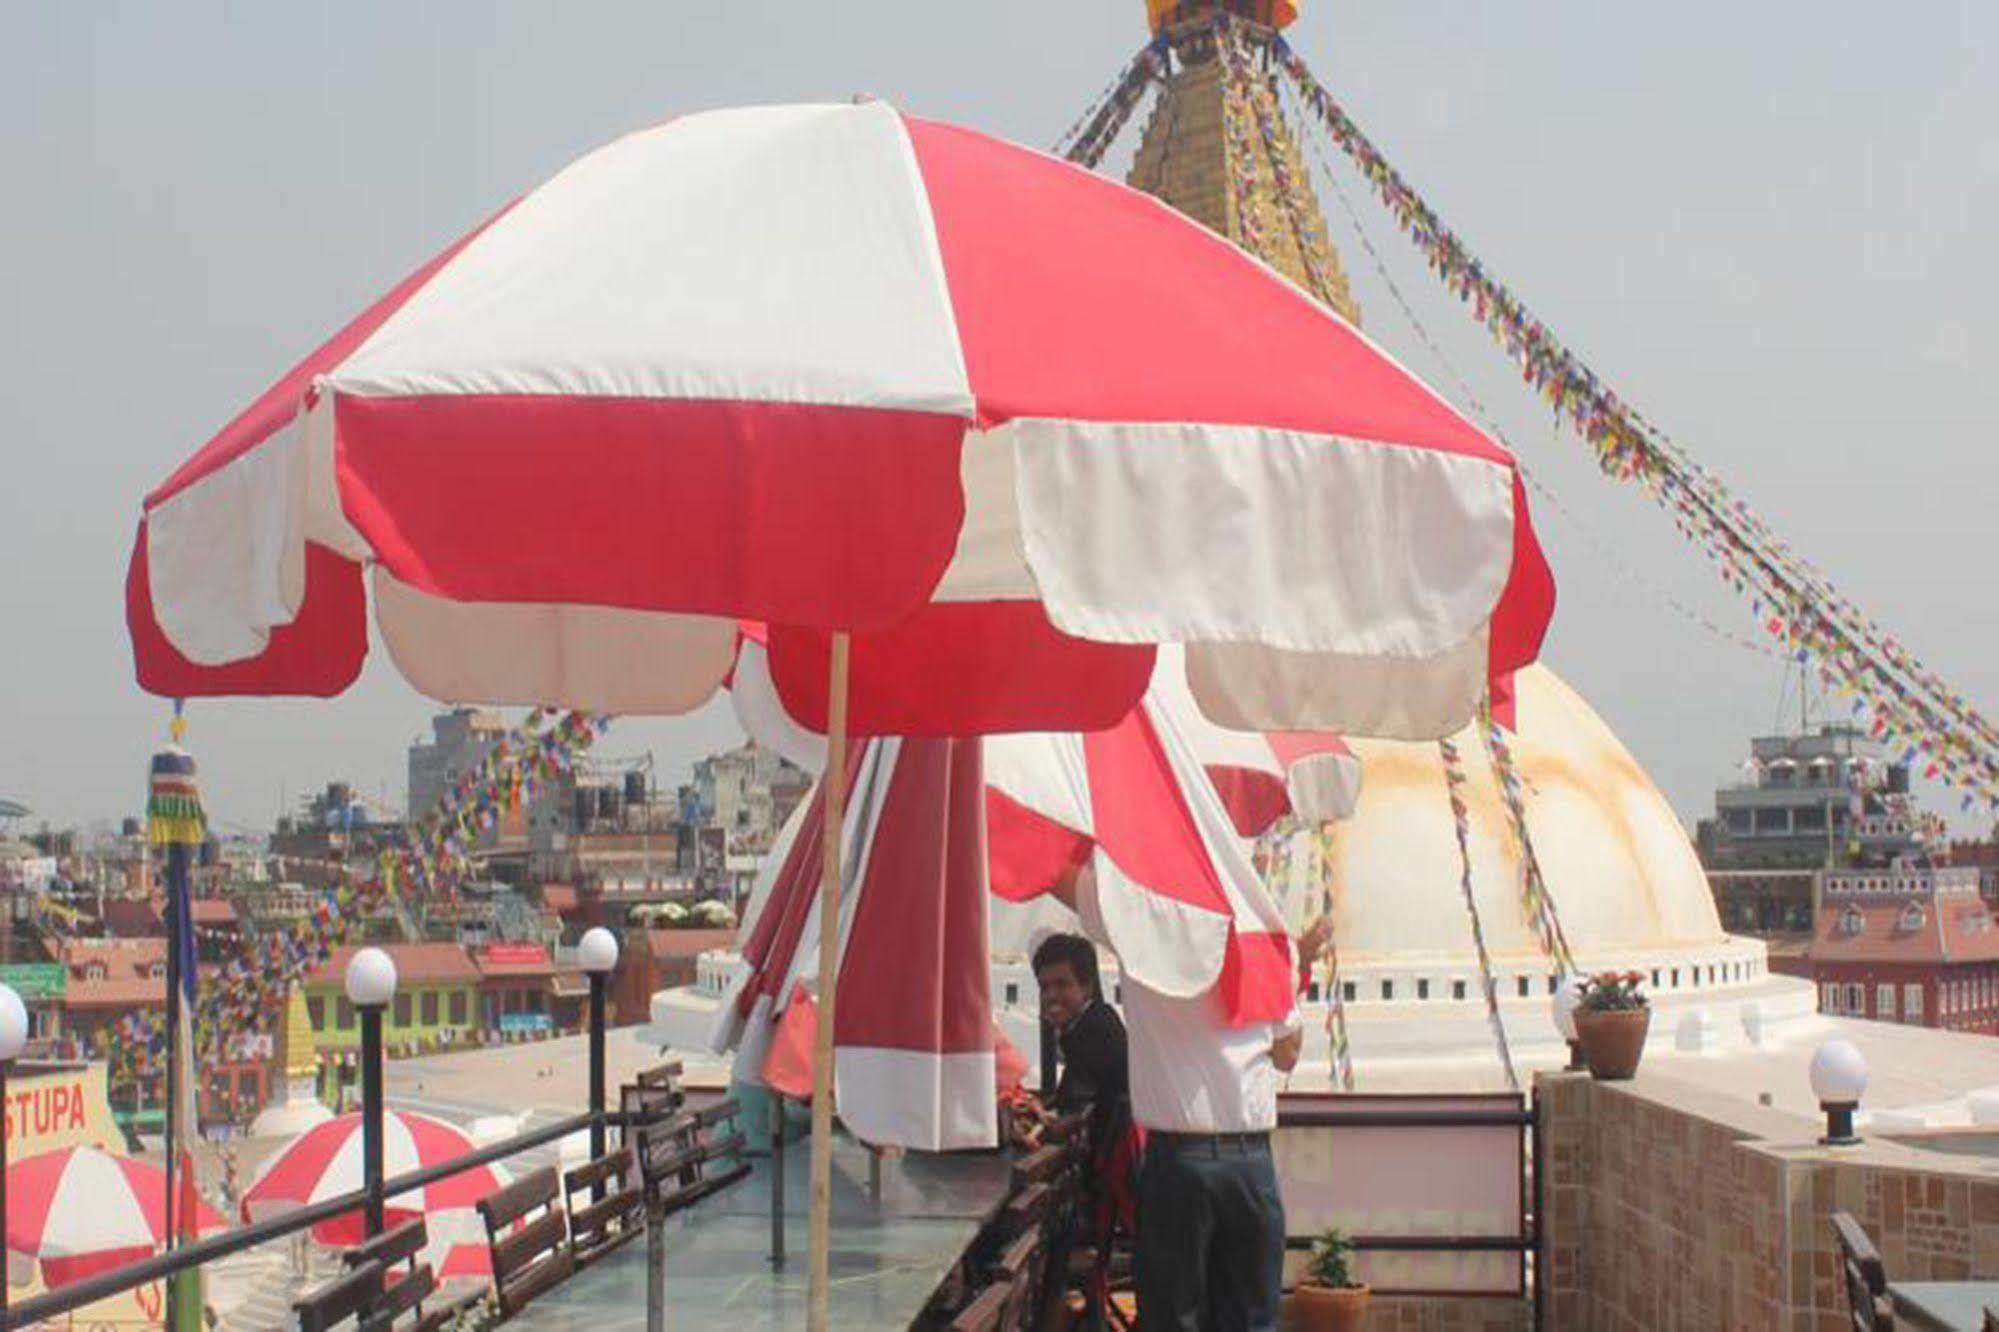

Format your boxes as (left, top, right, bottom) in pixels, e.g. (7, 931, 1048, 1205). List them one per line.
(4, 3, 1995, 837)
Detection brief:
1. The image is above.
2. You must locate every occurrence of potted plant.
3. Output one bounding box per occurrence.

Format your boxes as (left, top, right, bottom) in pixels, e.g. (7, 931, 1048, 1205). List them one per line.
(1293, 1225, 1370, 1332)
(1572, 971, 1651, 1080)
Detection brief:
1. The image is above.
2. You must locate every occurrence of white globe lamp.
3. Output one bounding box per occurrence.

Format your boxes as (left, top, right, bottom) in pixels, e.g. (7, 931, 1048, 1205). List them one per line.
(1809, 1038, 1867, 1145)
(578, 927, 620, 975)
(344, 947, 399, 1009)
(1550, 979, 1585, 1070)
(0, 984, 28, 1063)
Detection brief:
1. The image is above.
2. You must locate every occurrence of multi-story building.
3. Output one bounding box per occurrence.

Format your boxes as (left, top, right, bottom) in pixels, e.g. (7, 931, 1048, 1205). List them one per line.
(1809, 864, 1999, 1034)
(300, 943, 482, 1055)
(407, 708, 507, 825)
(1697, 725, 1923, 936)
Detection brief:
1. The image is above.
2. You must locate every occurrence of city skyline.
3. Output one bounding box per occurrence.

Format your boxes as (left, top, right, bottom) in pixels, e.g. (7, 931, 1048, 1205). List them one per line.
(5, 2, 1996, 836)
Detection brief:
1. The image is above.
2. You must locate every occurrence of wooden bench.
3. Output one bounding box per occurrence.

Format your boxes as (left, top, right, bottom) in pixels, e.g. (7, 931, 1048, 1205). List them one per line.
(1831, 1211, 1893, 1332)
(477, 1165, 574, 1318)
(619, 1061, 686, 1145)
(563, 1146, 646, 1268)
(633, 1100, 750, 1215)
(338, 1217, 480, 1332)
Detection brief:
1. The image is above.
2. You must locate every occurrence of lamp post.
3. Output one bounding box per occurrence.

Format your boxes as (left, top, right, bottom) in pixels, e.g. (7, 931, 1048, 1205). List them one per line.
(578, 928, 620, 1161)
(345, 948, 398, 1236)
(1550, 980, 1585, 1071)
(0, 983, 29, 1326)
(1810, 1038, 1867, 1146)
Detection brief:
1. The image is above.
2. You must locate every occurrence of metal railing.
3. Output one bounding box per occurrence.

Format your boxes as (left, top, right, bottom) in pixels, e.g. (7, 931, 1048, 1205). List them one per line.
(2, 956, 622, 1332)
(1274, 1094, 1542, 1325)
(4, 1110, 601, 1329)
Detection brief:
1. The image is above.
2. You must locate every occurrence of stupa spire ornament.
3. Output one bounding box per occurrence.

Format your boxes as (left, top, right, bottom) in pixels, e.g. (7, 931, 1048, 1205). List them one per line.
(1126, 1, 1358, 321)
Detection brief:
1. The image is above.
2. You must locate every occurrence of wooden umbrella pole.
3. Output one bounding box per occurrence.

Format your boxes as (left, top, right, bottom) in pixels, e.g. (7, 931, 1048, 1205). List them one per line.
(807, 632, 850, 1332)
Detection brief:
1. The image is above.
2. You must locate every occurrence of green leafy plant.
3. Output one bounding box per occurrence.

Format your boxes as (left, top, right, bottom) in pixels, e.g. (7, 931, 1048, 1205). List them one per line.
(1576, 970, 1648, 1013)
(1305, 1226, 1361, 1289)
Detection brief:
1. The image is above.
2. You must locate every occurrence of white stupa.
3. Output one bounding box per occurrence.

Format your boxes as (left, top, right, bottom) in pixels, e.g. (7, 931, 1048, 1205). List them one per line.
(987, 664, 1815, 1088)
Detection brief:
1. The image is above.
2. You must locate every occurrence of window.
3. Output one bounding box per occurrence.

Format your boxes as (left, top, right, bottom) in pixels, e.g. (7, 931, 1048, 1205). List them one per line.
(1380, 980, 1394, 1001)
(448, 991, 468, 1025)
(1003, 983, 1018, 1007)
(1904, 984, 1924, 1023)
(1651, 969, 1662, 989)
(308, 996, 326, 1030)
(1452, 979, 1467, 1001)
(394, 993, 412, 1028)
(1307, 982, 1321, 1003)
(1839, 908, 1864, 937)
(1671, 969, 1681, 988)
(421, 991, 439, 1026)
(1876, 984, 1896, 1021)
(1844, 983, 1864, 1015)
(1547, 975, 1559, 996)
(1898, 903, 1926, 932)
(1416, 979, 1430, 1001)
(1820, 982, 1838, 1013)
(1516, 976, 1530, 998)
(149, 963, 166, 981)
(1341, 982, 1356, 1003)
(337, 999, 355, 1030)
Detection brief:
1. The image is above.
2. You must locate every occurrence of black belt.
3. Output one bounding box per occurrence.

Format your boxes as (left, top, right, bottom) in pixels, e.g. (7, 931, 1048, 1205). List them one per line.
(1148, 1129, 1271, 1147)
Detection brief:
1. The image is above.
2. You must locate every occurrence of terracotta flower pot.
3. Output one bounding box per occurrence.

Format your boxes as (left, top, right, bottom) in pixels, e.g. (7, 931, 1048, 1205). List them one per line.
(1293, 1282, 1370, 1332)
(1574, 1006, 1650, 1081)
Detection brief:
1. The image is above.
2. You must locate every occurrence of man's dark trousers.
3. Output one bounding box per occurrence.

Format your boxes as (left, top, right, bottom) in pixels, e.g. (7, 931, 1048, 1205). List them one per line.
(1136, 1131, 1285, 1331)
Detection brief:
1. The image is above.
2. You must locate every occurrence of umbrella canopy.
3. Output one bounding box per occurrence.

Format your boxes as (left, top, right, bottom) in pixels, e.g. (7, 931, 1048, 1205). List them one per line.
(733, 631, 1361, 837)
(239, 1111, 506, 1246)
(127, 100, 1550, 742)
(6, 1146, 225, 1289)
(715, 736, 993, 1151)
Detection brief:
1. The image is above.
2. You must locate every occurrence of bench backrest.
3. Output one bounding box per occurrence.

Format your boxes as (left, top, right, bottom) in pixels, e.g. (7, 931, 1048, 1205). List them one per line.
(1830, 1211, 1892, 1332)
(946, 1277, 1013, 1332)
(478, 1165, 573, 1316)
(342, 1217, 426, 1275)
(293, 1260, 385, 1332)
(564, 1146, 645, 1267)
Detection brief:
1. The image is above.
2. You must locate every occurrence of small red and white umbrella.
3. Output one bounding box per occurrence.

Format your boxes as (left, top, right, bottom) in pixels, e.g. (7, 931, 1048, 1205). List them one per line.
(6, 1146, 225, 1289)
(715, 736, 993, 1152)
(426, 1208, 494, 1284)
(240, 1111, 506, 1246)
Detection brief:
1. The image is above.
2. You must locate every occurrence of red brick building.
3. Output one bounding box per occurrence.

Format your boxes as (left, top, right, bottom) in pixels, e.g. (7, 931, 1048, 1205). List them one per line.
(1809, 866, 1999, 1035)
(613, 928, 736, 1025)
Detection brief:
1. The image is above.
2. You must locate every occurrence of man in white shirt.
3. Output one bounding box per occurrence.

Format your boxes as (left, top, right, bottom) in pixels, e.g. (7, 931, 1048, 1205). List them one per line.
(1057, 870, 1321, 1332)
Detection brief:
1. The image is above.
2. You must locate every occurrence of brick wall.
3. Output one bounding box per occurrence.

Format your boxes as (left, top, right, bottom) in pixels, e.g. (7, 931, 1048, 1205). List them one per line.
(1539, 1070, 1999, 1330)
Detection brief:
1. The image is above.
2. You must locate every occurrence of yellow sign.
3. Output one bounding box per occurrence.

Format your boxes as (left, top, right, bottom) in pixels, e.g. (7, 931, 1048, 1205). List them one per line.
(4, 1062, 125, 1156)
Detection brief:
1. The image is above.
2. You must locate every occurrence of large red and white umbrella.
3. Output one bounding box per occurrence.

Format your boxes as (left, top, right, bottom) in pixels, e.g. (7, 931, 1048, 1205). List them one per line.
(240, 1111, 507, 1246)
(126, 101, 1549, 738)
(124, 101, 1553, 1324)
(6, 1146, 225, 1289)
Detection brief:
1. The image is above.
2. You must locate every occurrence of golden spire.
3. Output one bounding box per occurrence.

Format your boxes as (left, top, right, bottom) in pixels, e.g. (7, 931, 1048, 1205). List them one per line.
(1125, 9, 1359, 325)
(280, 984, 317, 1079)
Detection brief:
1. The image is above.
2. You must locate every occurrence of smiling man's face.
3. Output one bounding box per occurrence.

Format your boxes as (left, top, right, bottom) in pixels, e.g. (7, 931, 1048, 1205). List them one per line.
(1037, 957, 1090, 1029)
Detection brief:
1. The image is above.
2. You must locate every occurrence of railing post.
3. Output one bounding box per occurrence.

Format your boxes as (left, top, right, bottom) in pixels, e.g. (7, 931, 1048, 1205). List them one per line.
(769, 1095, 786, 1268)
(344, 949, 398, 1238)
(578, 928, 619, 1165)
(0, 984, 21, 1332)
